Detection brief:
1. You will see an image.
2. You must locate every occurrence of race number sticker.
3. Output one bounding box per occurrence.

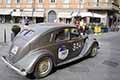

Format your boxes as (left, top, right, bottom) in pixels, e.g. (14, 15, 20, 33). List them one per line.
(11, 46, 18, 55)
(72, 42, 81, 51)
(58, 47, 69, 60)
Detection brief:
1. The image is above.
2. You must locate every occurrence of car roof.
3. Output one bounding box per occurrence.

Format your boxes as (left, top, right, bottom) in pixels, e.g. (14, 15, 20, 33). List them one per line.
(29, 23, 76, 30)
(24, 23, 77, 38)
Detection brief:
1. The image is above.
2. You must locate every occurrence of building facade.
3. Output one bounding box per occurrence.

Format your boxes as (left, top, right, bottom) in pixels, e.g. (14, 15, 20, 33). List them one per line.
(84, 0, 120, 27)
(0, 0, 120, 26)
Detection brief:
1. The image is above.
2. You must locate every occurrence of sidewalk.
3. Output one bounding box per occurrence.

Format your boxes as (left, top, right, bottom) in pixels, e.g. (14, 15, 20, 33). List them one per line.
(0, 23, 21, 43)
(0, 24, 12, 43)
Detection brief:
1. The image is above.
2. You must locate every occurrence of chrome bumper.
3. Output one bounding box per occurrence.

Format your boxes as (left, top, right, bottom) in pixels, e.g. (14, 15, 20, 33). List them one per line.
(1, 56, 27, 76)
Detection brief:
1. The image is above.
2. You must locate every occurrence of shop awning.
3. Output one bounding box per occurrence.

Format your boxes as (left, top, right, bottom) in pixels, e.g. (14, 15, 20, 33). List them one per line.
(11, 11, 32, 17)
(78, 12, 93, 17)
(11, 11, 44, 17)
(21, 11, 33, 17)
(33, 11, 44, 17)
(72, 12, 105, 18)
(79, 12, 105, 18)
(0, 9, 13, 15)
(71, 11, 79, 16)
(93, 13, 105, 18)
(58, 12, 72, 18)
(11, 11, 21, 16)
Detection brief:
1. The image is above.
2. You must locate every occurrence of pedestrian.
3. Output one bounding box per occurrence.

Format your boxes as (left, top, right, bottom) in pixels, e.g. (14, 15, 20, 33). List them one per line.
(23, 22, 29, 28)
(79, 19, 85, 35)
(74, 19, 80, 28)
(11, 25, 21, 41)
(59, 18, 64, 23)
(20, 17, 25, 25)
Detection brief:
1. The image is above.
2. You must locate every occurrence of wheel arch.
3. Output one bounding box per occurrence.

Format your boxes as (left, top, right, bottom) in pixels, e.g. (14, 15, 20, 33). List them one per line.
(81, 38, 99, 57)
(14, 49, 56, 75)
(92, 40, 99, 48)
(30, 50, 56, 74)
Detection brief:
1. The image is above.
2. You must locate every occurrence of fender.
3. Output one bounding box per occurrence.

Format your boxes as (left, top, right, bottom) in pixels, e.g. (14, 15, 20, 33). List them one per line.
(79, 38, 99, 57)
(14, 49, 56, 74)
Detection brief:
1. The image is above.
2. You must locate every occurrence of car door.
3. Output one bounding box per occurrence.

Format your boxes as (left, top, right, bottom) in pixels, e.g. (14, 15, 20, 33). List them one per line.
(67, 27, 85, 59)
(53, 28, 71, 63)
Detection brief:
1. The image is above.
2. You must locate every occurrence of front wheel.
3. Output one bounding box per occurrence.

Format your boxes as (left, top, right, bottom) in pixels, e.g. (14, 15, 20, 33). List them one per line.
(89, 44, 98, 57)
(34, 57, 53, 79)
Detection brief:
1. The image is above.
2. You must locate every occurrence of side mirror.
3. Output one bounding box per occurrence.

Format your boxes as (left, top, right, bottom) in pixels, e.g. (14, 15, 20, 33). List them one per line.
(81, 33, 88, 41)
(86, 36, 88, 39)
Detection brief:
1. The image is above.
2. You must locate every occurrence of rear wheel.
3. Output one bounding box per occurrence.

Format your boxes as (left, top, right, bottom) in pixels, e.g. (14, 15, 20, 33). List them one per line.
(89, 44, 98, 57)
(34, 57, 53, 79)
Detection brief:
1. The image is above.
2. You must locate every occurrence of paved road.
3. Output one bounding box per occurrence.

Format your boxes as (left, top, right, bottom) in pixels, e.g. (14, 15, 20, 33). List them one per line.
(0, 24, 120, 80)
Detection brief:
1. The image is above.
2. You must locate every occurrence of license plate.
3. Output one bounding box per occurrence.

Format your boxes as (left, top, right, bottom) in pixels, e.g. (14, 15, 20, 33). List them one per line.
(11, 46, 18, 55)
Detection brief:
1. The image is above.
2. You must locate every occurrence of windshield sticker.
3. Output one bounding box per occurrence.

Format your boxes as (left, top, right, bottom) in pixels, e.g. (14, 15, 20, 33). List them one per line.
(58, 46, 69, 60)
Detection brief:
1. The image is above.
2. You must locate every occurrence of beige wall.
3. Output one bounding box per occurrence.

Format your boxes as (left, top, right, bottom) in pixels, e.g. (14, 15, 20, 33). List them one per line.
(0, 0, 119, 10)
(0, 0, 81, 9)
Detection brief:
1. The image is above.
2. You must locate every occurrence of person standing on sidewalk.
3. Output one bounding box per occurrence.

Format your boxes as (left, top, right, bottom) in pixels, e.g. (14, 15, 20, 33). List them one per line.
(11, 25, 21, 41)
(74, 18, 80, 28)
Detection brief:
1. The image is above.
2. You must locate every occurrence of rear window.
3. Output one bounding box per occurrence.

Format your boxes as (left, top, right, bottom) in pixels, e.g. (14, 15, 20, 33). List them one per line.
(15, 24, 51, 41)
(17, 29, 36, 40)
(20, 29, 35, 37)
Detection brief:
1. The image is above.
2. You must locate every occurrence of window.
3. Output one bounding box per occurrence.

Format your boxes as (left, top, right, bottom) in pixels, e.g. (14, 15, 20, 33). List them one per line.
(63, 0, 69, 3)
(79, 0, 83, 3)
(6, 0, 11, 4)
(97, 0, 99, 6)
(90, 17, 101, 23)
(70, 28, 80, 39)
(27, 0, 32, 3)
(55, 29, 69, 41)
(15, 0, 20, 4)
(39, 0, 43, 3)
(51, 0, 55, 3)
(92, 0, 99, 6)
(93, 0, 97, 2)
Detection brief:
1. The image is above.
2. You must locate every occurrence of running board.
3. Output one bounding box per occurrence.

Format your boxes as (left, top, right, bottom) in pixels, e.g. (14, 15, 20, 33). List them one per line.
(57, 54, 83, 66)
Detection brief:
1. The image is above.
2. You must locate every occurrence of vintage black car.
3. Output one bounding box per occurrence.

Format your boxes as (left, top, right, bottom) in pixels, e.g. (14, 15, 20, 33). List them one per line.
(2, 23, 99, 79)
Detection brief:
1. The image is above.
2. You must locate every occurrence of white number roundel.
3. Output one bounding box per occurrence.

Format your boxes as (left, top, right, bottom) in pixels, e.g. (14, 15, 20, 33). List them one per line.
(58, 48, 69, 60)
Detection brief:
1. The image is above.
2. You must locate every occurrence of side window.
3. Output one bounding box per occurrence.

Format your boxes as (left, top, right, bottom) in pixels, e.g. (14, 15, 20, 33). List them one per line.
(70, 28, 80, 39)
(55, 28, 69, 41)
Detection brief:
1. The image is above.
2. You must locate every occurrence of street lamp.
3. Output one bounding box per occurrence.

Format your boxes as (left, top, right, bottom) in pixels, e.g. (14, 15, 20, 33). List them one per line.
(32, 8, 35, 17)
(32, 0, 36, 23)
(43, 0, 47, 22)
(32, 0, 36, 16)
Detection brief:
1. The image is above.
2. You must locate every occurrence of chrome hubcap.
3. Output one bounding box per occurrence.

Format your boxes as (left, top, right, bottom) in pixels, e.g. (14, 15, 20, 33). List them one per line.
(38, 58, 51, 75)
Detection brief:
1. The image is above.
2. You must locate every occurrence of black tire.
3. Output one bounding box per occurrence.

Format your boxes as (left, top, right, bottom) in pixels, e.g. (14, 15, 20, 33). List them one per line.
(34, 57, 53, 79)
(89, 44, 98, 57)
